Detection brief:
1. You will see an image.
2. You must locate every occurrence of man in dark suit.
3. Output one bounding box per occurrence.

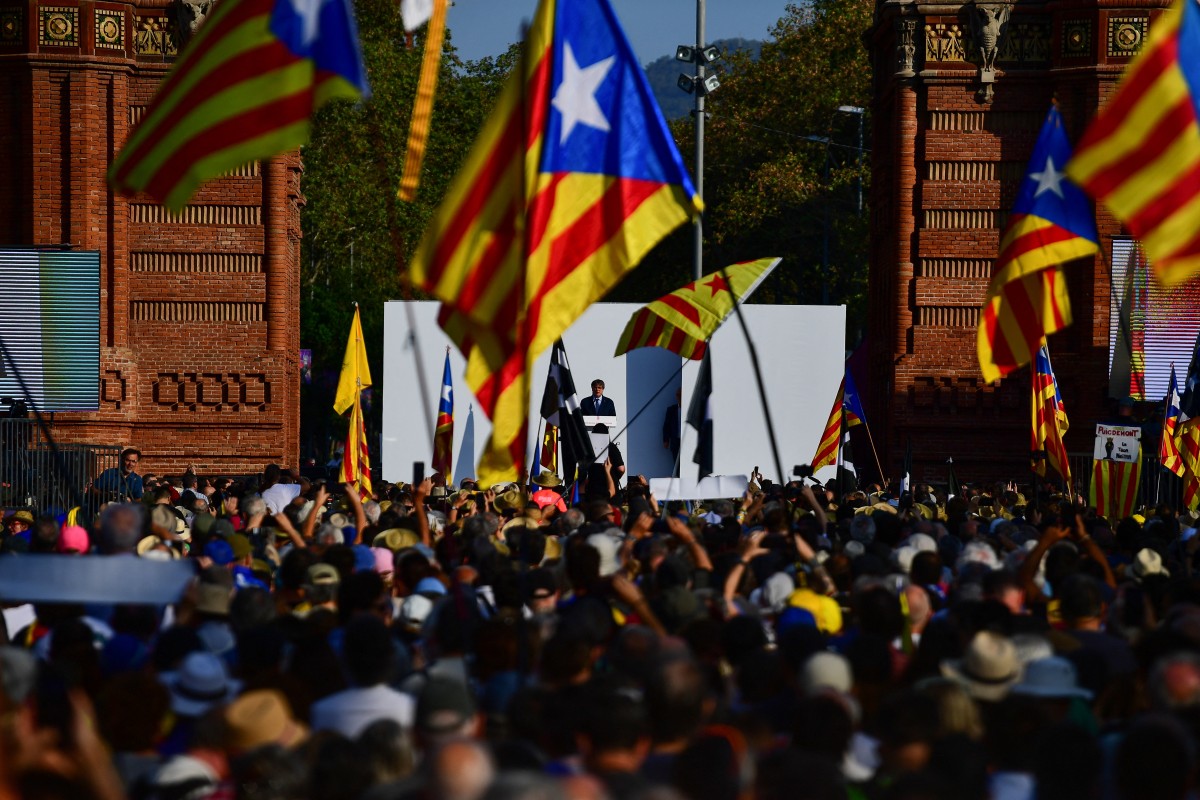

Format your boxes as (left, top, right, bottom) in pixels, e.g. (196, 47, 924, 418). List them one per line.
(662, 388, 681, 473)
(581, 379, 616, 417)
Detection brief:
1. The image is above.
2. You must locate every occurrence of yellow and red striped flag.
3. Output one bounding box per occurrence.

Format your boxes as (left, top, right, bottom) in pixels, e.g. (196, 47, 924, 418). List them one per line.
(108, 0, 368, 210)
(1090, 458, 1142, 519)
(335, 306, 372, 496)
(409, 0, 701, 485)
(977, 106, 1099, 383)
(1067, 0, 1200, 284)
(540, 423, 559, 475)
(431, 351, 454, 480)
(811, 378, 845, 471)
(1178, 421, 1200, 509)
(1031, 345, 1072, 485)
(614, 257, 780, 360)
(340, 393, 373, 498)
(1163, 365, 1185, 477)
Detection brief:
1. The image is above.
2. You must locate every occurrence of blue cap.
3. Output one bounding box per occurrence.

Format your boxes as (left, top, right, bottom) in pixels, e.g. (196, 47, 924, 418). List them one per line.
(414, 577, 447, 596)
(204, 539, 234, 566)
(352, 544, 376, 572)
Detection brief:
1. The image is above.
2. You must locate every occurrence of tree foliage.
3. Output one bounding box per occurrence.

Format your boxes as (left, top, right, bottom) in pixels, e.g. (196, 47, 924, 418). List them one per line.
(299, 0, 515, 456)
(612, 0, 874, 345)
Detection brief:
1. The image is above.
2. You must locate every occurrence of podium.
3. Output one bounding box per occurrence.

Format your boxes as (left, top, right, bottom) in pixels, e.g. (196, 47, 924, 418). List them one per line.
(583, 416, 618, 463)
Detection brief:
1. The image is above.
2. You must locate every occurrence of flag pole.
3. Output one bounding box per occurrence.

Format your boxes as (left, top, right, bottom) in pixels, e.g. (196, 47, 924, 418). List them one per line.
(860, 417, 887, 487)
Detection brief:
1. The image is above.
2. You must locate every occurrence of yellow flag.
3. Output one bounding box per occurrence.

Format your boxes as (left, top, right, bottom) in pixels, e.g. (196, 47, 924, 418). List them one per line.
(334, 306, 372, 415)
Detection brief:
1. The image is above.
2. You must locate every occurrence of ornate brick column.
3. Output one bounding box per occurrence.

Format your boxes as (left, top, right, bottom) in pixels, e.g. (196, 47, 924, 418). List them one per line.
(0, 0, 301, 473)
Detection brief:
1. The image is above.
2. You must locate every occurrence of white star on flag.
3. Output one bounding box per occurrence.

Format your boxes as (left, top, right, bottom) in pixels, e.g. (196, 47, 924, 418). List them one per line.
(551, 43, 615, 144)
(285, 0, 325, 46)
(1028, 156, 1066, 199)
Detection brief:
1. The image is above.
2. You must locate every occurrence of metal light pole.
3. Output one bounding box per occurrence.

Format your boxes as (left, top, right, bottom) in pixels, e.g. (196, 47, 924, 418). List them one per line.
(676, 2, 721, 282)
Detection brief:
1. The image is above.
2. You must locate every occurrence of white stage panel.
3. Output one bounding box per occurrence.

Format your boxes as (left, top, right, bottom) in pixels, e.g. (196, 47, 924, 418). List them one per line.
(383, 301, 845, 486)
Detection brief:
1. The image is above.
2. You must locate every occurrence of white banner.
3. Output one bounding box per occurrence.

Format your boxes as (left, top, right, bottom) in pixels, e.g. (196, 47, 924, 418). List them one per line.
(1094, 424, 1142, 464)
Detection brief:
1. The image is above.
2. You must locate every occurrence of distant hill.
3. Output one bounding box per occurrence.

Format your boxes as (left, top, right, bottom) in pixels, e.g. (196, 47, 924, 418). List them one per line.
(645, 38, 763, 121)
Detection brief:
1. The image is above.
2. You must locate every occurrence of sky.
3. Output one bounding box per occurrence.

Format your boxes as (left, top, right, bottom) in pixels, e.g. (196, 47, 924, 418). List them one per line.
(444, 0, 794, 64)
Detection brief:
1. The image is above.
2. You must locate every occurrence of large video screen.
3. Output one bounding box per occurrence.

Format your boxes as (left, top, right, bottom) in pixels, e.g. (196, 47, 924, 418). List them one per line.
(1108, 238, 1200, 402)
(0, 250, 100, 412)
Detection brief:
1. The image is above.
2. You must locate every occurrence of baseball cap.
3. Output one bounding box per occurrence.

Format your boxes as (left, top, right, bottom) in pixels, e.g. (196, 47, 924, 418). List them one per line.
(416, 677, 476, 734)
(305, 563, 340, 587)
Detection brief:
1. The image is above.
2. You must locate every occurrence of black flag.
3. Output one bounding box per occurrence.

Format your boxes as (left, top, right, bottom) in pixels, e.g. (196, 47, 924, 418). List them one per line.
(687, 350, 713, 478)
(539, 340, 594, 482)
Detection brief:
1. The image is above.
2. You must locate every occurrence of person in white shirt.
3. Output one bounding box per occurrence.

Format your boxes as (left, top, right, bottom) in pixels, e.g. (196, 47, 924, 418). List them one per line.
(310, 615, 414, 738)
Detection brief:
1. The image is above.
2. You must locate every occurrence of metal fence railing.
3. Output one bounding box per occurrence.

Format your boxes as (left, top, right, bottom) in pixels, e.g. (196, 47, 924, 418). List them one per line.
(0, 419, 122, 513)
(1068, 452, 1184, 512)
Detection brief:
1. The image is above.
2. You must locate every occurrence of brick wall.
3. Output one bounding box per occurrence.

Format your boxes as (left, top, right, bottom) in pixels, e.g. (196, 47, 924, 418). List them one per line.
(0, 0, 300, 475)
(868, 0, 1168, 486)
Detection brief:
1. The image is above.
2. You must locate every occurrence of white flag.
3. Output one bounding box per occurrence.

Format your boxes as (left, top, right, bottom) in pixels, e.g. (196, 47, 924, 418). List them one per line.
(401, 0, 435, 31)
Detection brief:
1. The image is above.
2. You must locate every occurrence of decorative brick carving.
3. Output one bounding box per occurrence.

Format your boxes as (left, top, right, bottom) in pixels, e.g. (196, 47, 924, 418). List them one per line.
(896, 18, 918, 77)
(135, 14, 176, 56)
(153, 373, 271, 412)
(131, 253, 262, 272)
(925, 22, 965, 62)
(131, 302, 264, 322)
(95, 10, 124, 49)
(0, 7, 22, 45)
(101, 370, 127, 408)
(1108, 16, 1148, 58)
(40, 6, 79, 47)
(997, 21, 1050, 63)
(1062, 19, 1091, 58)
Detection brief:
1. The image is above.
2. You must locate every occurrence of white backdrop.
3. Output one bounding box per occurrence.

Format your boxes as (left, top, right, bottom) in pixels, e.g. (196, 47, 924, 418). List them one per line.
(382, 301, 846, 484)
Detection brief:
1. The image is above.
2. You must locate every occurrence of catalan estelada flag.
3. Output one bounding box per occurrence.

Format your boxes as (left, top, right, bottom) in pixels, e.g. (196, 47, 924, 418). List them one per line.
(843, 369, 867, 429)
(431, 351, 454, 481)
(1067, 0, 1200, 284)
(1031, 345, 1071, 485)
(613, 257, 780, 360)
(1163, 364, 1185, 477)
(1091, 458, 1142, 520)
(409, 0, 701, 485)
(812, 377, 846, 471)
(978, 105, 1099, 383)
(108, 0, 368, 210)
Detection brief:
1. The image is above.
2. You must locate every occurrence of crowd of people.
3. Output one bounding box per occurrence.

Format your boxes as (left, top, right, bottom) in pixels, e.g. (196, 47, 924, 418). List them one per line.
(0, 462, 1199, 800)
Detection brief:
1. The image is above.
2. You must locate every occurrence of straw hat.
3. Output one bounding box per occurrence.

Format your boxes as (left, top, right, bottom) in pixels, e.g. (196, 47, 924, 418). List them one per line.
(941, 631, 1021, 702)
(532, 470, 562, 488)
(1130, 548, 1170, 582)
(223, 690, 308, 753)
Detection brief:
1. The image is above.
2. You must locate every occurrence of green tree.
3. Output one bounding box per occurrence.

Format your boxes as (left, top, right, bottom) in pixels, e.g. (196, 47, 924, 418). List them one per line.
(615, 0, 873, 345)
(299, 0, 516, 459)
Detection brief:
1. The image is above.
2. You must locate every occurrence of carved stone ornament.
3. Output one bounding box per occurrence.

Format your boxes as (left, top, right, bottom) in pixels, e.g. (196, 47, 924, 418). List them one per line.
(968, 2, 1012, 102)
(896, 18, 918, 77)
(171, 0, 213, 48)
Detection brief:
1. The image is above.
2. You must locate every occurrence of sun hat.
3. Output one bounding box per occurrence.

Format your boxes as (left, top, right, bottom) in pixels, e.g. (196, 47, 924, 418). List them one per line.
(1009, 656, 1092, 700)
(223, 690, 308, 753)
(372, 528, 420, 552)
(940, 631, 1021, 702)
(532, 470, 562, 488)
(161, 651, 240, 717)
(1130, 548, 1170, 582)
(6, 510, 34, 526)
